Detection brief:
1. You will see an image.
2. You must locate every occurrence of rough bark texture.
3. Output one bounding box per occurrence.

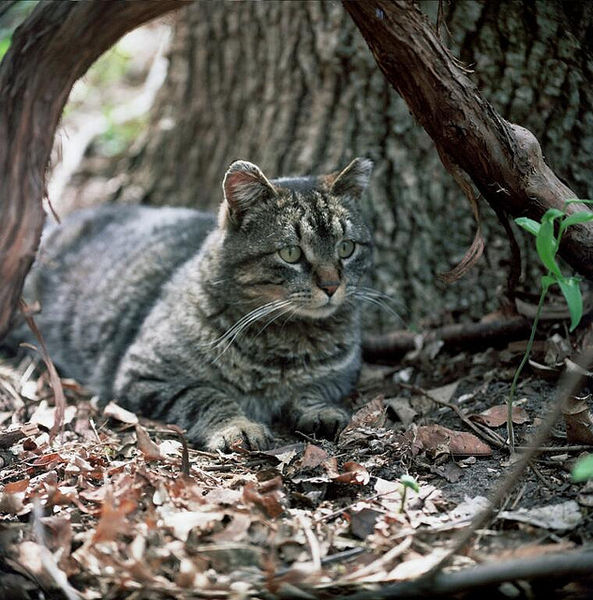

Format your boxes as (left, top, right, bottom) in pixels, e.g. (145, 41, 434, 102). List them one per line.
(0, 0, 184, 341)
(344, 0, 593, 278)
(97, 1, 593, 328)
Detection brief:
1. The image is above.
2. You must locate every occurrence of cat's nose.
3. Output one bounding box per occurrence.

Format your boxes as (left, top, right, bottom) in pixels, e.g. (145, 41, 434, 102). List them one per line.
(319, 281, 340, 297)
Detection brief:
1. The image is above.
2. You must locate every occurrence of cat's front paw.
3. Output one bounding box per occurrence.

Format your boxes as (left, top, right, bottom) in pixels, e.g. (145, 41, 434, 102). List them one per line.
(205, 417, 273, 452)
(294, 405, 350, 440)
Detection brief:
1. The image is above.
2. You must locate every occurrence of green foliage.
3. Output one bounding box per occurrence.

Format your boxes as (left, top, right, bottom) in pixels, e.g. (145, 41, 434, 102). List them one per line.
(515, 200, 593, 333)
(573, 454, 593, 482)
(0, 35, 11, 61)
(508, 200, 593, 452)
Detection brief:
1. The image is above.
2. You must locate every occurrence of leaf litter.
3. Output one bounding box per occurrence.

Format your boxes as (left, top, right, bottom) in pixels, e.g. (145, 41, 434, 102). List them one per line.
(1, 331, 593, 598)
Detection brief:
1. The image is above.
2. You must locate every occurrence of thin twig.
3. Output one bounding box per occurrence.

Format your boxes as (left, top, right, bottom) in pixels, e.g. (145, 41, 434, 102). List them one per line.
(20, 298, 66, 443)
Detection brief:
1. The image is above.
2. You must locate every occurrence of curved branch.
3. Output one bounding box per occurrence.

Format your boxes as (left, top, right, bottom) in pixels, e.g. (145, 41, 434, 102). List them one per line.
(343, 0, 593, 279)
(0, 0, 187, 340)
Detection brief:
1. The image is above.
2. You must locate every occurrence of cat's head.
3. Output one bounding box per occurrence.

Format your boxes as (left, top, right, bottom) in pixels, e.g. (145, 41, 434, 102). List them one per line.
(217, 158, 373, 320)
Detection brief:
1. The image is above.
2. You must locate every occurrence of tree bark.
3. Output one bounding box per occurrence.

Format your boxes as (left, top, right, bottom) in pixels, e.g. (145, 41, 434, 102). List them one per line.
(0, 0, 185, 341)
(344, 0, 593, 280)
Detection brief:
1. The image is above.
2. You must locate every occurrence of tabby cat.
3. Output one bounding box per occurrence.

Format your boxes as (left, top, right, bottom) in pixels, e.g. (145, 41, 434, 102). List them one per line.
(22, 158, 374, 450)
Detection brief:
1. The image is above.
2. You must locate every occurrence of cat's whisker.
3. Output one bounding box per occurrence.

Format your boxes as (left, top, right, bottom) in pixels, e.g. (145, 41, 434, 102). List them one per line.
(210, 299, 293, 360)
(205, 299, 289, 348)
(355, 286, 406, 310)
(252, 303, 296, 340)
(351, 289, 406, 324)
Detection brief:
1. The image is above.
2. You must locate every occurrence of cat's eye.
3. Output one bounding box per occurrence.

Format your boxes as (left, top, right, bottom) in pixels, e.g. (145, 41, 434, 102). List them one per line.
(337, 240, 356, 259)
(278, 245, 302, 263)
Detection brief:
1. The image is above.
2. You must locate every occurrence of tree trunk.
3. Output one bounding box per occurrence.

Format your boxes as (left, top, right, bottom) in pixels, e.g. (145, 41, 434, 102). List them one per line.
(0, 0, 184, 341)
(80, 1, 593, 329)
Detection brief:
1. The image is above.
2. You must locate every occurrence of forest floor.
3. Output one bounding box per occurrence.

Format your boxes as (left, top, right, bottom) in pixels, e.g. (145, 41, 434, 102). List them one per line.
(1, 316, 593, 600)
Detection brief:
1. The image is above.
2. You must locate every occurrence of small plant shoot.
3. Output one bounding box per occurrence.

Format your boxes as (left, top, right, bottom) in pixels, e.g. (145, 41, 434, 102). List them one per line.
(573, 454, 593, 483)
(509, 200, 593, 452)
(399, 474, 420, 512)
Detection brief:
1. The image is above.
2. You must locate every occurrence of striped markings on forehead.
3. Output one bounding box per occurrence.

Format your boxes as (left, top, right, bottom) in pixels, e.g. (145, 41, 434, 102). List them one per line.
(286, 190, 349, 241)
(241, 190, 351, 243)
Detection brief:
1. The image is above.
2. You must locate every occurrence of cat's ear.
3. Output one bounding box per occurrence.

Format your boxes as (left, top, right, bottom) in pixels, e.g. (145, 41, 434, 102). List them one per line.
(221, 160, 277, 227)
(329, 157, 373, 199)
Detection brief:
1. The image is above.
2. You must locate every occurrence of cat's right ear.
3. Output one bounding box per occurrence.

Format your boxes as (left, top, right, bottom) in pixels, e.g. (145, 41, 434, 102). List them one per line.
(220, 160, 277, 228)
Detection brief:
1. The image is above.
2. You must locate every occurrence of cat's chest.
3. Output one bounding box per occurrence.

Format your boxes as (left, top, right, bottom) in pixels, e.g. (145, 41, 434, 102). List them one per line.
(215, 336, 358, 394)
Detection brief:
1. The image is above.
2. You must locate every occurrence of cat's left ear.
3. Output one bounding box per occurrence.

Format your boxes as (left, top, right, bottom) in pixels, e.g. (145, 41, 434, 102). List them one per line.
(329, 157, 373, 199)
(221, 160, 277, 227)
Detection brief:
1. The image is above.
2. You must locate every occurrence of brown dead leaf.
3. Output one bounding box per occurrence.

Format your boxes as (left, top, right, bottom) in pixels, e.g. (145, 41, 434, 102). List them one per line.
(242, 478, 284, 518)
(92, 487, 137, 543)
(3, 478, 29, 494)
(333, 461, 370, 485)
(415, 425, 492, 457)
(0, 478, 29, 514)
(563, 396, 593, 444)
(300, 444, 329, 469)
(29, 452, 65, 468)
(470, 404, 530, 428)
(103, 401, 139, 424)
(135, 424, 162, 460)
(340, 396, 386, 444)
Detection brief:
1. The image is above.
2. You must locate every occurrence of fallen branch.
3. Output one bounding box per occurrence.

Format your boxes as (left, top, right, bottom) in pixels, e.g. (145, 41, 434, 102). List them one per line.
(362, 315, 532, 362)
(344, 549, 593, 599)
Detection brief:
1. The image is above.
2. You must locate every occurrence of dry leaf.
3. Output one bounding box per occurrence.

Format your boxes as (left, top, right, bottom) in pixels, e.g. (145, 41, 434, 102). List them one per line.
(499, 500, 582, 531)
(135, 424, 162, 460)
(300, 444, 329, 469)
(161, 510, 225, 542)
(104, 401, 139, 424)
(471, 404, 530, 427)
(333, 462, 370, 485)
(92, 487, 137, 543)
(242, 479, 284, 518)
(415, 425, 492, 457)
(563, 396, 593, 445)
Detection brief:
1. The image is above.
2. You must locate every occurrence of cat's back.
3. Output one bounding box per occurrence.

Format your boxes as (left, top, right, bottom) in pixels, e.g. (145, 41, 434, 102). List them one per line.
(26, 205, 216, 394)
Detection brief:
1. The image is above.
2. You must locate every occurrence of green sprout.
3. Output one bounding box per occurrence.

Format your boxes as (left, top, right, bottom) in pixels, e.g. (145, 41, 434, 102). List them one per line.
(573, 454, 593, 483)
(510, 200, 593, 453)
(399, 474, 419, 512)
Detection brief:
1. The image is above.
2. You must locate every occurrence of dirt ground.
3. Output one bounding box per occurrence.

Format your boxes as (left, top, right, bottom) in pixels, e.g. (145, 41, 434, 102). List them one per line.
(1, 316, 593, 599)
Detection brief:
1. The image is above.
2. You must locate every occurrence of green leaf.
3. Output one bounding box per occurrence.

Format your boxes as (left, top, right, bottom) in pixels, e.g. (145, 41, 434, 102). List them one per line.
(399, 474, 419, 492)
(541, 274, 557, 292)
(0, 36, 10, 61)
(564, 198, 593, 207)
(514, 217, 540, 236)
(557, 277, 583, 331)
(559, 211, 593, 235)
(543, 208, 565, 221)
(535, 218, 562, 276)
(573, 454, 593, 482)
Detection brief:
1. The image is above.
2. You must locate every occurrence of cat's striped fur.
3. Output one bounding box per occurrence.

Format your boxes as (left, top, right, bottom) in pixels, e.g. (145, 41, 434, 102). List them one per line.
(22, 158, 373, 450)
